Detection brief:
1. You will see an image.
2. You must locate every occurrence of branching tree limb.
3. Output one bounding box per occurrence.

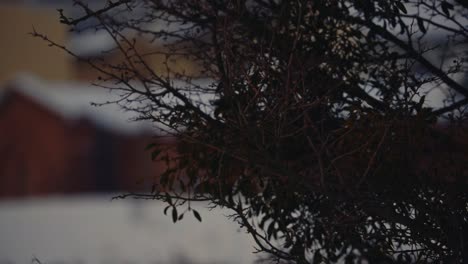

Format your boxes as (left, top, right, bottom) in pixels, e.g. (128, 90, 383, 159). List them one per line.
(39, 0, 468, 263)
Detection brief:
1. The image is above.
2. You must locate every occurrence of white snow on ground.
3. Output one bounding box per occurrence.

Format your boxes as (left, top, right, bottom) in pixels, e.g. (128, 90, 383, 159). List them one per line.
(0, 195, 261, 264)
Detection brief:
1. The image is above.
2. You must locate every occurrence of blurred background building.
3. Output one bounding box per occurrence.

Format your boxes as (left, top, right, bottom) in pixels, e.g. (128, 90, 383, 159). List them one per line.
(0, 1, 181, 198)
(0, 2, 259, 264)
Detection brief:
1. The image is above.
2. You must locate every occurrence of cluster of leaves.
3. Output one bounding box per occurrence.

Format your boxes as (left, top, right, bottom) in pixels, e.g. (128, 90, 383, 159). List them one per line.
(43, 0, 468, 263)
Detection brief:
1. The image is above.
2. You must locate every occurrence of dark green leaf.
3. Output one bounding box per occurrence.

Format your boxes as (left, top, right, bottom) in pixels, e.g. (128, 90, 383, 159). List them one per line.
(193, 209, 202, 222)
(417, 17, 426, 33)
(151, 149, 162, 161)
(163, 205, 170, 215)
(178, 213, 184, 221)
(395, 2, 407, 14)
(172, 207, 178, 223)
(441, 1, 454, 17)
(145, 143, 156, 151)
(399, 20, 406, 34)
(259, 216, 268, 229)
(416, 95, 425, 111)
(267, 221, 275, 240)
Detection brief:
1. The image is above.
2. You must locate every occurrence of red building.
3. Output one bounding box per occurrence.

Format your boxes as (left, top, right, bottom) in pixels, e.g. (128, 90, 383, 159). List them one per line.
(0, 75, 173, 198)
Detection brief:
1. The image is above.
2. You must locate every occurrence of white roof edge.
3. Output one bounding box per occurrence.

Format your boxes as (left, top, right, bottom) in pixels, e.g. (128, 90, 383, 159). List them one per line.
(1, 73, 158, 136)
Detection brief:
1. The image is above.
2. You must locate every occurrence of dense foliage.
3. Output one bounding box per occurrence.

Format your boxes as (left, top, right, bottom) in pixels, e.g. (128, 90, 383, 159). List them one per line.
(41, 0, 468, 263)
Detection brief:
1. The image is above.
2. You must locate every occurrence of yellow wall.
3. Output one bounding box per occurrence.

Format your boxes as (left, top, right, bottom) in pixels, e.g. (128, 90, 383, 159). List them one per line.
(0, 5, 73, 82)
(74, 40, 204, 81)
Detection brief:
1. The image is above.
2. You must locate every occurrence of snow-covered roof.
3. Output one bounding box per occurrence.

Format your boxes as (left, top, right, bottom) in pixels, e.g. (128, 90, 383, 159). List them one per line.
(1, 74, 156, 135)
(67, 30, 117, 58)
(1, 74, 217, 135)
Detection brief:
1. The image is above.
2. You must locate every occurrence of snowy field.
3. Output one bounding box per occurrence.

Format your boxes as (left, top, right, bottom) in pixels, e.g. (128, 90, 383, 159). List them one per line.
(0, 195, 261, 264)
